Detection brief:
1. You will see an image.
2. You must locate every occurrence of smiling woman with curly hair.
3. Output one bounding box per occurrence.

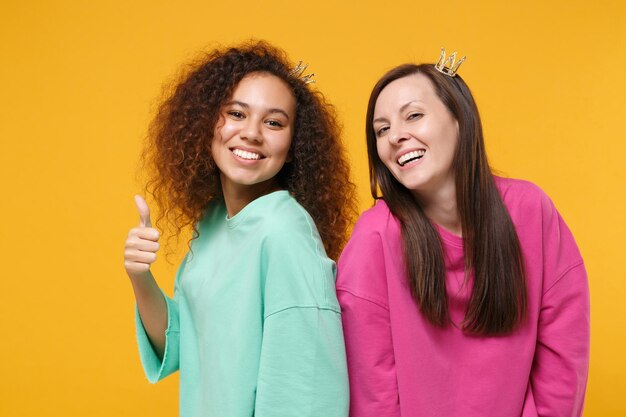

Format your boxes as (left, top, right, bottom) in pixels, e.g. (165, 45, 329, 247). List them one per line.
(143, 41, 355, 261)
(123, 41, 355, 417)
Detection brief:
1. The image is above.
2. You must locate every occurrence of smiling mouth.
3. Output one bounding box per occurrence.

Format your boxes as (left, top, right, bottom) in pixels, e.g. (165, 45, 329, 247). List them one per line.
(231, 148, 263, 160)
(398, 150, 425, 166)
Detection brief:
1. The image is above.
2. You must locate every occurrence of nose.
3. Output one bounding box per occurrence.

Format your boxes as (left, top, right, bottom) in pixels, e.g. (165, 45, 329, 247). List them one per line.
(240, 118, 262, 143)
(388, 126, 409, 145)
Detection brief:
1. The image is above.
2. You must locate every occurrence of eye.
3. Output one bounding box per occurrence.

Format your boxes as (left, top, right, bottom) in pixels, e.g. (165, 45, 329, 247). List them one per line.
(408, 112, 423, 120)
(227, 110, 245, 119)
(265, 119, 284, 129)
(375, 126, 389, 137)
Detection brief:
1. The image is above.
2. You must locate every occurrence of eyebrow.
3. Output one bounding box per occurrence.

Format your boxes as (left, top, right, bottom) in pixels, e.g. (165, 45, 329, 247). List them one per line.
(373, 100, 424, 124)
(225, 100, 291, 120)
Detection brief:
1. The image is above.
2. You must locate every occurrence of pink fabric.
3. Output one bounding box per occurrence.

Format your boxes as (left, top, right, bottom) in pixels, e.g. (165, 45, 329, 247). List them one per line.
(336, 177, 589, 417)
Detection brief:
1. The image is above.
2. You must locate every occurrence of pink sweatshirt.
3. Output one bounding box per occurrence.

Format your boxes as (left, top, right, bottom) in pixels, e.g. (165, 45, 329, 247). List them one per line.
(336, 177, 589, 417)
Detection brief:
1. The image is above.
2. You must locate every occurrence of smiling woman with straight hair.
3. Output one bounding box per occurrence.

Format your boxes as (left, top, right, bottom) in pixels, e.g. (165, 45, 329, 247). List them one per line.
(336, 54, 590, 416)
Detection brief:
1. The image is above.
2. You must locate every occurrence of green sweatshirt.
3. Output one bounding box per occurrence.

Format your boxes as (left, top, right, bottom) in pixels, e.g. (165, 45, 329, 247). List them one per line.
(135, 190, 349, 417)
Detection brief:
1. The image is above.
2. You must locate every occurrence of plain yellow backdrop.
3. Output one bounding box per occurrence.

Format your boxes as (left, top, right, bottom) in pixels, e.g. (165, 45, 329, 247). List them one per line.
(1, 0, 624, 415)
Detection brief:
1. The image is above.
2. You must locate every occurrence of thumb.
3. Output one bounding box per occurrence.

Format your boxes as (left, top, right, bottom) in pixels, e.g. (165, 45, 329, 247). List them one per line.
(134, 195, 152, 228)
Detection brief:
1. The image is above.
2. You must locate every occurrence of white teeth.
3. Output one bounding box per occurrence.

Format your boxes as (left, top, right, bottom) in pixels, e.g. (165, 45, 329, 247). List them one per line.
(232, 149, 261, 160)
(398, 150, 425, 166)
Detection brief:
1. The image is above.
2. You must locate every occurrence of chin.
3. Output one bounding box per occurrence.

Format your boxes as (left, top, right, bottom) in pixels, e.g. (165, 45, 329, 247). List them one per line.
(394, 175, 428, 191)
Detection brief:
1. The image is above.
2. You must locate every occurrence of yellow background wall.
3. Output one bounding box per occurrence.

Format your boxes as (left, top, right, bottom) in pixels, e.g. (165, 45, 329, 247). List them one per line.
(1, 0, 624, 415)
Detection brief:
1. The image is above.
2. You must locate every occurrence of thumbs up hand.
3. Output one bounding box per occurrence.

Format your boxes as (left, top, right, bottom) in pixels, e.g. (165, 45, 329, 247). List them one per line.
(124, 195, 160, 280)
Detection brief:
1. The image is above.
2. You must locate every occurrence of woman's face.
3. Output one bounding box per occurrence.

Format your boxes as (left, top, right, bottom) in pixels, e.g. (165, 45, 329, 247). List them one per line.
(372, 73, 459, 200)
(212, 72, 296, 197)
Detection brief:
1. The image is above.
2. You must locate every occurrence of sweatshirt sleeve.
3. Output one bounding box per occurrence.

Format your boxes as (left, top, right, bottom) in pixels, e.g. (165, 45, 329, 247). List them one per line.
(135, 292, 180, 383)
(336, 225, 400, 417)
(530, 198, 590, 416)
(254, 307, 349, 417)
(254, 215, 349, 417)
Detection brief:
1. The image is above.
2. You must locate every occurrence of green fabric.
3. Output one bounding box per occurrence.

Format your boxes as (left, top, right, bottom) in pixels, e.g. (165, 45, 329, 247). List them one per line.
(135, 191, 349, 417)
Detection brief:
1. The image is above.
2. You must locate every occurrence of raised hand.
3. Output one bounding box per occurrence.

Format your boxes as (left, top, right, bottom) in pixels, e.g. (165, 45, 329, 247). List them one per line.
(124, 195, 160, 280)
(123, 195, 167, 358)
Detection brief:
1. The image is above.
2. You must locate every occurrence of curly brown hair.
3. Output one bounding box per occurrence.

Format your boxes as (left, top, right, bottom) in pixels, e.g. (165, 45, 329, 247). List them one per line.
(142, 40, 356, 260)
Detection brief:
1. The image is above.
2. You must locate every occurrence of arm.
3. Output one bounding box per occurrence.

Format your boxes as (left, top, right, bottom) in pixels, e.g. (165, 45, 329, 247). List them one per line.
(129, 271, 167, 358)
(125, 195, 180, 381)
(337, 290, 400, 417)
(134, 287, 180, 383)
(254, 307, 349, 417)
(336, 226, 400, 417)
(531, 262, 590, 417)
(124, 195, 167, 358)
(530, 196, 590, 416)
(254, 214, 349, 417)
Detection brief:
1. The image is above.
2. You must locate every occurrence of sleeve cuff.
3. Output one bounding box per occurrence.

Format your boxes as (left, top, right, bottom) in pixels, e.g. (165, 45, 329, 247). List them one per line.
(135, 292, 180, 383)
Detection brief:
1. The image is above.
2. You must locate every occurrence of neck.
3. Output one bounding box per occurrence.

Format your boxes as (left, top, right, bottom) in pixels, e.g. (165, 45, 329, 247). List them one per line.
(221, 177, 281, 218)
(413, 177, 461, 236)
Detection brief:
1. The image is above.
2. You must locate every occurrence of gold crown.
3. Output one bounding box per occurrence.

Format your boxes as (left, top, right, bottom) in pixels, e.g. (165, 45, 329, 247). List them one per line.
(290, 60, 315, 84)
(434, 48, 466, 77)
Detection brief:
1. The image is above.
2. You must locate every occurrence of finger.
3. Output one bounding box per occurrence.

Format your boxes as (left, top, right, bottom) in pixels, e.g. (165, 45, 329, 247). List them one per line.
(124, 260, 151, 274)
(128, 227, 160, 242)
(124, 248, 158, 264)
(134, 195, 152, 228)
(126, 237, 160, 252)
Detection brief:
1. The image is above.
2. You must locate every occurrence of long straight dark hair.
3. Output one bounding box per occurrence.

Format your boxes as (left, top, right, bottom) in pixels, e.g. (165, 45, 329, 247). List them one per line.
(366, 64, 526, 335)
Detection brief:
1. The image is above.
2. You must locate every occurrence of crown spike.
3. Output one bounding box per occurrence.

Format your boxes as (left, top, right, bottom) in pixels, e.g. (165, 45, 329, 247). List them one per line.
(301, 73, 316, 84)
(290, 60, 315, 84)
(434, 48, 466, 77)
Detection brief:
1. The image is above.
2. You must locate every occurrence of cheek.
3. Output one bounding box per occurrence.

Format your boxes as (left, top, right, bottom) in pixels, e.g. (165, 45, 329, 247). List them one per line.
(444, 131, 459, 161)
(275, 131, 293, 154)
(210, 137, 220, 160)
(376, 141, 392, 166)
(376, 140, 384, 157)
(215, 119, 238, 140)
(435, 121, 459, 160)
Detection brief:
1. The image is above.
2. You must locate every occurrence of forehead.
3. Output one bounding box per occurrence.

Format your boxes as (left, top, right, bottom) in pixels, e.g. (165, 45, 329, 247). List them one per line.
(374, 73, 439, 115)
(230, 72, 296, 111)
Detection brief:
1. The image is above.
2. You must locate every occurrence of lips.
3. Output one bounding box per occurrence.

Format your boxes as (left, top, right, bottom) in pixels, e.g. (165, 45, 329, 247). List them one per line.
(397, 149, 425, 166)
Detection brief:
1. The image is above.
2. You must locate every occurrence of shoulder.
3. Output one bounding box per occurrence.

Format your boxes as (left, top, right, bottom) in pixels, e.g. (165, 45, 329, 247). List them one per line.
(495, 176, 551, 206)
(495, 176, 584, 278)
(494, 175, 557, 223)
(260, 192, 324, 247)
(351, 199, 401, 241)
(259, 194, 338, 314)
(336, 200, 400, 307)
(259, 192, 331, 276)
(341, 199, 404, 261)
(344, 199, 403, 263)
